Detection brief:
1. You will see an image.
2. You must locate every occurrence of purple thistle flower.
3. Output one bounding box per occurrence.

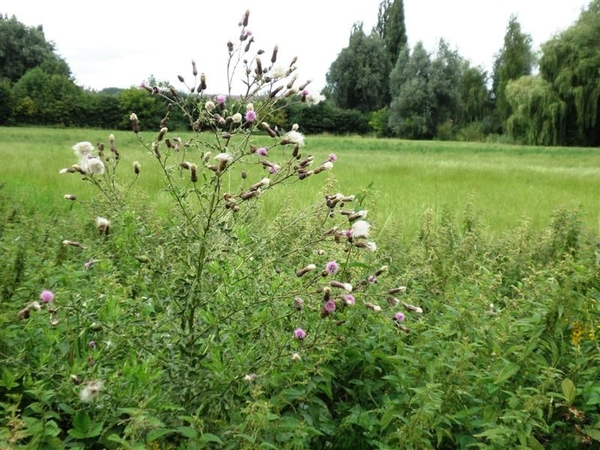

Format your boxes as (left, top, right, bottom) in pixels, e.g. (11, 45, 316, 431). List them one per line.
(269, 164, 280, 174)
(395, 312, 406, 322)
(368, 275, 377, 283)
(342, 294, 356, 305)
(301, 89, 309, 96)
(88, 340, 96, 349)
(325, 260, 339, 275)
(328, 153, 337, 162)
(40, 290, 54, 303)
(294, 328, 307, 340)
(216, 94, 226, 105)
(325, 300, 336, 313)
(257, 147, 268, 157)
(245, 110, 257, 122)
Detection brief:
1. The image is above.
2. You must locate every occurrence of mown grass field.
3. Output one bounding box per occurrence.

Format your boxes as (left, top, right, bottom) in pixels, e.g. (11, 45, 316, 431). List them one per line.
(1, 126, 598, 241)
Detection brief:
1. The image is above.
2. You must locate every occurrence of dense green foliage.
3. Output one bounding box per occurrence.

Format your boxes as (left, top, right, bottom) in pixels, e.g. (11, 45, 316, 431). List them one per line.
(324, 23, 391, 113)
(539, 0, 600, 146)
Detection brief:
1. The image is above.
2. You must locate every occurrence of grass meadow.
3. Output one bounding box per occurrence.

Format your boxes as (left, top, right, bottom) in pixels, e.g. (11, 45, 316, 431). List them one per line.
(1, 125, 599, 448)
(2, 127, 598, 241)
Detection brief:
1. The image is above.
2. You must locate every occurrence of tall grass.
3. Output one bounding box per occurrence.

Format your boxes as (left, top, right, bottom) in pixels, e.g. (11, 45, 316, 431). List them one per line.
(1, 127, 598, 240)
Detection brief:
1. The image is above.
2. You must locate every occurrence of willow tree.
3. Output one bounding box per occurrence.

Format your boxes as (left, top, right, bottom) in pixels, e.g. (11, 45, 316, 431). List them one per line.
(539, 0, 600, 146)
(505, 76, 566, 145)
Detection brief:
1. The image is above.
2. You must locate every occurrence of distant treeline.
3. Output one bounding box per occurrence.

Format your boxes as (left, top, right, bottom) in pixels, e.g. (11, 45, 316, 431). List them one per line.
(1, 0, 599, 145)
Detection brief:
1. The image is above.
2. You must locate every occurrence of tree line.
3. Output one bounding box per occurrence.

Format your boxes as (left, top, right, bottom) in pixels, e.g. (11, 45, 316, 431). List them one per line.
(1, 1, 599, 146)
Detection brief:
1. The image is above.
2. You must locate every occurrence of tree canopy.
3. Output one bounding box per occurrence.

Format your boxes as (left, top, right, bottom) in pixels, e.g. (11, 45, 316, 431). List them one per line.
(539, 0, 600, 145)
(0, 14, 70, 82)
(324, 23, 391, 113)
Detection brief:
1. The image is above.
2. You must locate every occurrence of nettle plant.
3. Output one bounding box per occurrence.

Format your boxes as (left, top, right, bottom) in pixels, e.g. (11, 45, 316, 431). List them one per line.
(52, 10, 418, 440)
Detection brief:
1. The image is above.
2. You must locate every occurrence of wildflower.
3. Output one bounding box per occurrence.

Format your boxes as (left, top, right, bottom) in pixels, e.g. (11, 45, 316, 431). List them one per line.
(244, 373, 257, 382)
(63, 194, 76, 201)
(79, 380, 104, 403)
(350, 220, 371, 239)
(86, 157, 105, 175)
(40, 290, 54, 303)
(205, 100, 215, 111)
(30, 301, 41, 311)
(368, 275, 377, 283)
(394, 312, 406, 322)
(256, 147, 268, 157)
(280, 130, 305, 146)
(342, 294, 355, 306)
(292, 123, 299, 131)
(88, 340, 96, 349)
(328, 153, 337, 162)
(216, 94, 226, 105)
(313, 161, 333, 174)
(325, 261, 339, 275)
(96, 217, 110, 235)
(375, 265, 388, 276)
(291, 352, 302, 361)
(245, 110, 257, 122)
(324, 300, 336, 313)
(294, 328, 307, 340)
(231, 113, 243, 123)
(269, 164, 280, 174)
(246, 103, 254, 111)
(72, 141, 94, 158)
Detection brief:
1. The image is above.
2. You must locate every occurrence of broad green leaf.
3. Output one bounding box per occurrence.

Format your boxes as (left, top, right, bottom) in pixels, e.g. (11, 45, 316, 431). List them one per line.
(561, 378, 577, 405)
(199, 432, 224, 444)
(146, 428, 174, 442)
(176, 426, 198, 439)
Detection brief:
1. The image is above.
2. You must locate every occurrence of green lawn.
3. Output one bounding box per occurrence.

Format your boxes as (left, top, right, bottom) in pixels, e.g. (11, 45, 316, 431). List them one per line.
(1, 127, 598, 240)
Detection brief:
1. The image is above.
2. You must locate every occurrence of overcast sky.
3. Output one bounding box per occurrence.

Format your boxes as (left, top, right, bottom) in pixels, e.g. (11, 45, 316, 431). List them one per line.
(4, 0, 590, 95)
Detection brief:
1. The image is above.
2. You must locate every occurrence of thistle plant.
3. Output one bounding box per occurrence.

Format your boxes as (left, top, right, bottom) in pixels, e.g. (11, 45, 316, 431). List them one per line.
(50, 10, 419, 444)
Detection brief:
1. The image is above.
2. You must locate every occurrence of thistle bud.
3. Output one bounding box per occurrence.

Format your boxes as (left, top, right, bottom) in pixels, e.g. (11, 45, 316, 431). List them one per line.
(289, 56, 298, 68)
(292, 144, 300, 158)
(190, 164, 198, 183)
(133, 161, 141, 175)
(296, 264, 316, 277)
(388, 286, 407, 295)
(63, 194, 76, 201)
(130, 113, 139, 133)
(323, 286, 331, 302)
(96, 217, 110, 236)
(375, 265, 388, 276)
(157, 127, 168, 142)
(62, 240, 84, 248)
(200, 73, 207, 91)
(192, 59, 198, 76)
(255, 57, 262, 76)
(241, 170, 247, 179)
(287, 75, 297, 89)
(240, 190, 259, 201)
(298, 79, 312, 91)
(227, 41, 234, 52)
(298, 170, 313, 180)
(241, 9, 249, 27)
(269, 85, 284, 98)
(401, 301, 423, 314)
(271, 45, 278, 63)
(177, 75, 185, 83)
(330, 281, 352, 292)
(203, 152, 212, 163)
(261, 122, 277, 138)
